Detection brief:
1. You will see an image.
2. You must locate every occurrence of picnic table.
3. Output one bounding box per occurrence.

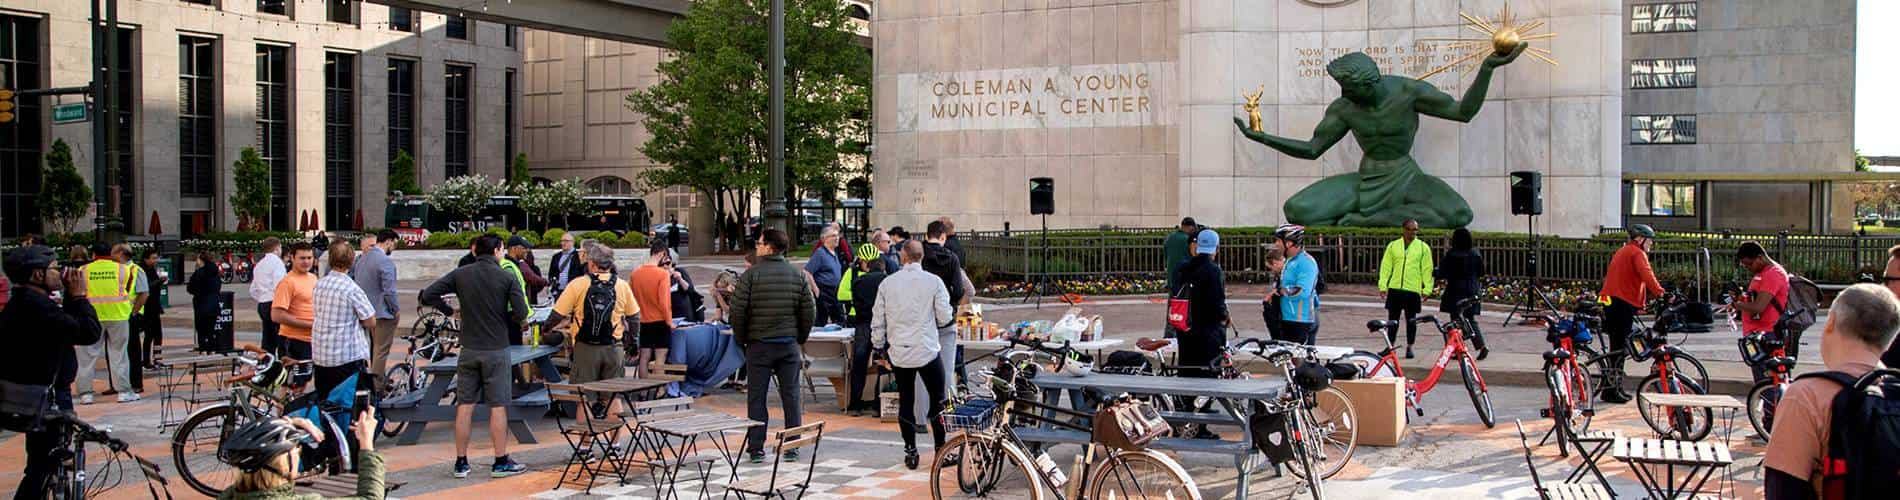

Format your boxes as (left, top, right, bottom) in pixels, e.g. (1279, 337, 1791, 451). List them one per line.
(378, 345, 560, 445)
(1021, 372, 1285, 500)
(1611, 436, 1733, 499)
(642, 412, 763, 500)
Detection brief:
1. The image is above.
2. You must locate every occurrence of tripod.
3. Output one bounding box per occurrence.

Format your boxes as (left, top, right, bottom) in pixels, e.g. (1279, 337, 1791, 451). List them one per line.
(1503, 213, 1561, 326)
(1022, 214, 1069, 309)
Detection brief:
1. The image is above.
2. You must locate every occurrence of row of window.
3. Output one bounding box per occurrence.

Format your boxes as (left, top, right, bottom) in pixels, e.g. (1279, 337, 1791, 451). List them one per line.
(1629, 3, 1698, 147)
(1629, 181, 1697, 217)
(182, 1, 515, 45)
(1632, 2, 1697, 34)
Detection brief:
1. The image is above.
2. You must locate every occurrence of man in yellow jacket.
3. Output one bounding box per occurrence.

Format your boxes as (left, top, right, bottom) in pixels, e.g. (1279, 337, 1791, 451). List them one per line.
(80, 244, 144, 404)
(1378, 220, 1433, 358)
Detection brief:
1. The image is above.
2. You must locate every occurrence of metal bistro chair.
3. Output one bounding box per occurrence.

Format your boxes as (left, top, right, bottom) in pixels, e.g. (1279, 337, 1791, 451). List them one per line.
(722, 421, 826, 500)
(619, 395, 700, 468)
(801, 339, 849, 404)
(547, 383, 629, 493)
(1515, 419, 1616, 499)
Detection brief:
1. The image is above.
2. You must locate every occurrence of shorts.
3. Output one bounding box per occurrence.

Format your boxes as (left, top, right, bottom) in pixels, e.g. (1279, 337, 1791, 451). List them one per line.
(455, 348, 513, 407)
(571, 342, 626, 384)
(639, 322, 672, 351)
(1385, 290, 1422, 314)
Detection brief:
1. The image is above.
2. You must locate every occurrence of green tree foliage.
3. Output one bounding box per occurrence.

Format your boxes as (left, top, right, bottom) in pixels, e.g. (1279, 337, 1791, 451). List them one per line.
(230, 146, 273, 231)
(625, 0, 869, 248)
(517, 178, 592, 230)
(425, 174, 507, 229)
(37, 139, 92, 236)
(509, 152, 533, 189)
(1855, 149, 1872, 172)
(389, 149, 421, 196)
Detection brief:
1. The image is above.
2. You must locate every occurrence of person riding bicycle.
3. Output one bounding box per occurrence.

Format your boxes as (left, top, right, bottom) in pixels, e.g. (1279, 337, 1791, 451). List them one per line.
(217, 406, 386, 499)
(1597, 224, 1665, 404)
(1, 245, 103, 499)
(1730, 241, 1791, 383)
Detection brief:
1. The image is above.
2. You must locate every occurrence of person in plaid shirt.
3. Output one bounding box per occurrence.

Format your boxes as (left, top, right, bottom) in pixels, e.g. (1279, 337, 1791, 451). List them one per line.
(311, 241, 377, 399)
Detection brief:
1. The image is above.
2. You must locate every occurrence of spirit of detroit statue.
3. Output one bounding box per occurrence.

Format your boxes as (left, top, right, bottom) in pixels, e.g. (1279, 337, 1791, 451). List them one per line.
(1235, 42, 1527, 228)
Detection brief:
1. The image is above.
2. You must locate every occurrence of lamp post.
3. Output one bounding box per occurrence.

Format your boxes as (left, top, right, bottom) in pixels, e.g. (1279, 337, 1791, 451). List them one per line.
(761, 0, 789, 234)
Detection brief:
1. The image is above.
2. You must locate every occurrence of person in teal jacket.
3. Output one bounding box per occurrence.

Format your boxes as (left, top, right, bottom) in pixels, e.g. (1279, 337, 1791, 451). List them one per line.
(1378, 220, 1434, 358)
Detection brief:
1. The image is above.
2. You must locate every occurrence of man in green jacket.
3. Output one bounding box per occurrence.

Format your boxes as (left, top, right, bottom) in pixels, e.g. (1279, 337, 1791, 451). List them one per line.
(731, 228, 816, 462)
(1163, 218, 1198, 290)
(1378, 219, 1434, 358)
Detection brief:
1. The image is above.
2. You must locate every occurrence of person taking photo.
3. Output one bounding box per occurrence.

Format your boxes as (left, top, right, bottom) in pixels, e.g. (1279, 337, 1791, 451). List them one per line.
(2, 245, 103, 498)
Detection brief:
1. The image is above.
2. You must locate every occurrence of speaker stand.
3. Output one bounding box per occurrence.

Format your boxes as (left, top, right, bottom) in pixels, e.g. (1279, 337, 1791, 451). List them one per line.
(1502, 213, 1560, 326)
(1022, 214, 1069, 309)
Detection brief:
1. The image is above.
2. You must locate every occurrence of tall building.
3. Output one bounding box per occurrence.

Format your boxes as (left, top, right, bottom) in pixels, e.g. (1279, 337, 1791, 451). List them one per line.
(1621, 0, 1856, 232)
(0, 0, 521, 238)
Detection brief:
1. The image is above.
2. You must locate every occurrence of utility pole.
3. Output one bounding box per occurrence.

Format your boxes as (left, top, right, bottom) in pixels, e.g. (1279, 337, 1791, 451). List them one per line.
(762, 0, 788, 234)
(88, 0, 121, 243)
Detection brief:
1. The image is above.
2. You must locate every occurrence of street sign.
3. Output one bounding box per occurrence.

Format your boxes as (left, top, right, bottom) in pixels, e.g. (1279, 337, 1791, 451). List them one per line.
(52, 102, 87, 124)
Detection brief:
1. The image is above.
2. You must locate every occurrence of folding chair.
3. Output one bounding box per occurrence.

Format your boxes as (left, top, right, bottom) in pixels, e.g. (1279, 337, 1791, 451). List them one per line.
(723, 421, 825, 500)
(548, 383, 628, 493)
(619, 396, 700, 467)
(1514, 419, 1615, 499)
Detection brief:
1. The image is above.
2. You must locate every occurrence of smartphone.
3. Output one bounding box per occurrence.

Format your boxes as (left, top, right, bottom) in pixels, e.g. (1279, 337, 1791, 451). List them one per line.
(353, 390, 372, 417)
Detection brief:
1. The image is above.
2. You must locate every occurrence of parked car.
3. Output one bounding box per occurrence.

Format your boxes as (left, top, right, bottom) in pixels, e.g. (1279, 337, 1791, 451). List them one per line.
(651, 223, 689, 248)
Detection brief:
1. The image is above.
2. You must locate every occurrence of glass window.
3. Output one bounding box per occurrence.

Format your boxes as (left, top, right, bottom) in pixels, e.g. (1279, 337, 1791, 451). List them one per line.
(258, 0, 288, 16)
(110, 28, 136, 227)
(387, 59, 415, 174)
(257, 44, 291, 230)
(1632, 2, 1697, 34)
(505, 25, 517, 48)
(327, 0, 352, 24)
(1629, 181, 1698, 217)
(446, 15, 469, 40)
(325, 52, 355, 230)
(1630, 114, 1697, 144)
(1631, 58, 1696, 89)
(180, 36, 218, 199)
(587, 177, 633, 195)
(388, 6, 414, 32)
(0, 14, 44, 237)
(445, 64, 472, 178)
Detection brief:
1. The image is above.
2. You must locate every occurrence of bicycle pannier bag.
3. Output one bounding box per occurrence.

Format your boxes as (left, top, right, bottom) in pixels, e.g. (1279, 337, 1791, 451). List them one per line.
(576, 274, 620, 346)
(1093, 398, 1170, 451)
(0, 379, 54, 432)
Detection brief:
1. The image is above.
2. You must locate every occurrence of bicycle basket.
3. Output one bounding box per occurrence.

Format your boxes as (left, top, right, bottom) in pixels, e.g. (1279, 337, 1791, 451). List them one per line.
(941, 398, 998, 433)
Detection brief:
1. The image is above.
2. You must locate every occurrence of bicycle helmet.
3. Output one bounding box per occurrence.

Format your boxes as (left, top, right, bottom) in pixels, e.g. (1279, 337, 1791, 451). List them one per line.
(1273, 224, 1307, 245)
(219, 419, 309, 472)
(1292, 361, 1333, 392)
(1627, 224, 1656, 239)
(3, 244, 56, 282)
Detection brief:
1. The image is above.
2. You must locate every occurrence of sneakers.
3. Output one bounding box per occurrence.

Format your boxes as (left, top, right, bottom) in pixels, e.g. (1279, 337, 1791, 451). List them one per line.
(80, 394, 94, 405)
(117, 392, 141, 403)
(492, 457, 526, 477)
(782, 449, 799, 462)
(904, 448, 920, 470)
(749, 451, 766, 464)
(452, 457, 471, 478)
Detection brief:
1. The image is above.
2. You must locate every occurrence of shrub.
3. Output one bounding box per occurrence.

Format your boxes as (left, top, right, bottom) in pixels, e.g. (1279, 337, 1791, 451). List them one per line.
(619, 232, 648, 248)
(543, 228, 567, 245)
(424, 232, 461, 249)
(515, 229, 541, 242)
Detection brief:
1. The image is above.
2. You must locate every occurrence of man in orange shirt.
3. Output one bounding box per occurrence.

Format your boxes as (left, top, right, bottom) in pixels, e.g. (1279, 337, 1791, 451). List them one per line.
(1597, 224, 1665, 403)
(629, 241, 676, 376)
(271, 242, 319, 366)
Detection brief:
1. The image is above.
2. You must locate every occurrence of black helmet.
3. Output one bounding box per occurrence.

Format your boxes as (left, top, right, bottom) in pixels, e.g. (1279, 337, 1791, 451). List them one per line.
(1273, 224, 1306, 245)
(3, 244, 57, 281)
(219, 419, 308, 472)
(539, 330, 567, 347)
(1292, 361, 1333, 392)
(1627, 224, 1656, 239)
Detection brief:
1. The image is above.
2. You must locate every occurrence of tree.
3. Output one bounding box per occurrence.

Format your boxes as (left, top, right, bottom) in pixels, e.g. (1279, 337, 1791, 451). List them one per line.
(518, 178, 591, 231)
(389, 149, 421, 196)
(425, 174, 507, 231)
(1855, 149, 1872, 172)
(37, 139, 92, 236)
(508, 152, 532, 189)
(230, 146, 273, 231)
(1850, 181, 1900, 223)
(625, 0, 869, 250)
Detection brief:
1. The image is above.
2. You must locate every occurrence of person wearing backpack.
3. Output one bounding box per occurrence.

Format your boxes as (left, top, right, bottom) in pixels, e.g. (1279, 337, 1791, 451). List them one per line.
(1763, 283, 1900, 500)
(1875, 244, 1900, 367)
(546, 243, 639, 418)
(1732, 241, 1792, 382)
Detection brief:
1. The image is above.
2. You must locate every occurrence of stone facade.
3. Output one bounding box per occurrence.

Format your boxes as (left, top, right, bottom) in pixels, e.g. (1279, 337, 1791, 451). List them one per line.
(0, 0, 521, 237)
(872, 0, 1627, 236)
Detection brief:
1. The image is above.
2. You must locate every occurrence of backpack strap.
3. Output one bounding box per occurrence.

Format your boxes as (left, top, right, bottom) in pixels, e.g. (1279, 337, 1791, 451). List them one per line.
(1794, 370, 1860, 388)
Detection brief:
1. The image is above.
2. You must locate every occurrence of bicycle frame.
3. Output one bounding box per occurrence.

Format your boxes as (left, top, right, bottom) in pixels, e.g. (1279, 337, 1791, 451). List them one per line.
(1371, 320, 1484, 408)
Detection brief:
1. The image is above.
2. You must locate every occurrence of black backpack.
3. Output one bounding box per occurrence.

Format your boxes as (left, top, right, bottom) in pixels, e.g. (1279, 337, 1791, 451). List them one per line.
(575, 274, 620, 346)
(1796, 368, 1900, 498)
(1774, 273, 1823, 335)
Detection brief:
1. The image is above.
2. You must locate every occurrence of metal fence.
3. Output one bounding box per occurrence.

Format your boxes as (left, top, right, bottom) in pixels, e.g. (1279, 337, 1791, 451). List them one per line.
(964, 228, 1900, 289)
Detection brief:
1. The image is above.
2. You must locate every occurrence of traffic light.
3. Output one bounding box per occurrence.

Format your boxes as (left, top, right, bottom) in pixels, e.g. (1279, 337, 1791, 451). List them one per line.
(0, 89, 15, 123)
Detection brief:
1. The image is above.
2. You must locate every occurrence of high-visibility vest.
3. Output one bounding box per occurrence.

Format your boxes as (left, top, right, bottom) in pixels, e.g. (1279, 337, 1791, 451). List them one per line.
(85, 259, 136, 321)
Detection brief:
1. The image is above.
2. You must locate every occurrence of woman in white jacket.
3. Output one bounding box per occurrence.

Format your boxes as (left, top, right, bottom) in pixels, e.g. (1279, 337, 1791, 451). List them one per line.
(871, 240, 955, 469)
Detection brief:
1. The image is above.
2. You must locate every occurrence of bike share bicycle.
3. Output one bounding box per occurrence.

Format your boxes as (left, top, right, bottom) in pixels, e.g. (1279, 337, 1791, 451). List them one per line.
(170, 344, 371, 496)
(1595, 292, 1714, 441)
(1732, 310, 1795, 440)
(1536, 306, 1600, 457)
(1348, 307, 1497, 428)
(379, 308, 460, 436)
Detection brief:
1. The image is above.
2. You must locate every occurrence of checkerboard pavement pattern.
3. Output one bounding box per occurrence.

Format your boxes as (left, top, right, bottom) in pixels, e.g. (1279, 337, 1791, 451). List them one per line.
(526, 458, 932, 499)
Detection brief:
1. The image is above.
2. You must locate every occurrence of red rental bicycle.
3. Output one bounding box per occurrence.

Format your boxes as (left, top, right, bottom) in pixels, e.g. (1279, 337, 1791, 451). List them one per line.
(1352, 315, 1496, 428)
(1739, 329, 1794, 440)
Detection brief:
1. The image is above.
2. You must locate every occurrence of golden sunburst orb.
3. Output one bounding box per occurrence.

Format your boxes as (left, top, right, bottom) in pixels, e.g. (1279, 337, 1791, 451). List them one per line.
(1415, 2, 1558, 79)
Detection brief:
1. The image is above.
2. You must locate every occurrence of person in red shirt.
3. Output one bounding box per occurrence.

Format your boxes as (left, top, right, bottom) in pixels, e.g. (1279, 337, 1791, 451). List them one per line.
(1731, 241, 1790, 382)
(1597, 224, 1665, 403)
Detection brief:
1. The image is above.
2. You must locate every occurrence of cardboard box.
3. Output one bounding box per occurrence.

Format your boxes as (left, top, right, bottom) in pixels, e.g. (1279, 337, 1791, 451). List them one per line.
(1335, 377, 1407, 446)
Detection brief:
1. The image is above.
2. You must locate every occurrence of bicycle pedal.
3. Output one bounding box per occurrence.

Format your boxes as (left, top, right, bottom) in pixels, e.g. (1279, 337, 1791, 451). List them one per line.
(1581, 409, 1595, 417)
(1414, 407, 1424, 417)
(1538, 408, 1553, 418)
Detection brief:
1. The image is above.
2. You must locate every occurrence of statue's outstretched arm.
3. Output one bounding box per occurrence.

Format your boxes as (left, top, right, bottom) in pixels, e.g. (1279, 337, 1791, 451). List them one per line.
(1232, 110, 1348, 161)
(1416, 42, 1527, 123)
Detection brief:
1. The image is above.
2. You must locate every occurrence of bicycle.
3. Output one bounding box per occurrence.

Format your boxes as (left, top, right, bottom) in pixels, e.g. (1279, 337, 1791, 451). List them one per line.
(1233, 338, 1360, 483)
(170, 344, 363, 496)
(1602, 292, 1713, 441)
(1534, 309, 1599, 457)
(931, 335, 1202, 500)
(380, 311, 459, 436)
(1738, 326, 1795, 440)
(33, 412, 172, 499)
(1350, 310, 1496, 428)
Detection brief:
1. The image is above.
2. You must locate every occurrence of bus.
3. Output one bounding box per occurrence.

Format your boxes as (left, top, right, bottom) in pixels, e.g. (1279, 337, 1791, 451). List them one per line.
(384, 195, 649, 239)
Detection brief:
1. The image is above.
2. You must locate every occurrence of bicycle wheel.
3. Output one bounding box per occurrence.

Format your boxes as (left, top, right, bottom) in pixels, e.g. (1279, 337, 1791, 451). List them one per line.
(931, 433, 1045, 500)
(1459, 356, 1496, 428)
(1543, 366, 1574, 452)
(1339, 350, 1398, 379)
(1636, 373, 1713, 441)
(410, 312, 446, 338)
(378, 363, 413, 437)
(1669, 354, 1711, 392)
(1299, 387, 1357, 480)
(172, 404, 250, 496)
(1088, 450, 1204, 500)
(1746, 381, 1784, 440)
(1288, 416, 1326, 500)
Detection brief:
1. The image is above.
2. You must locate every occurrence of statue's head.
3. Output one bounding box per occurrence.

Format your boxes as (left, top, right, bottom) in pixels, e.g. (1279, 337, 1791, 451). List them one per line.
(1327, 52, 1383, 105)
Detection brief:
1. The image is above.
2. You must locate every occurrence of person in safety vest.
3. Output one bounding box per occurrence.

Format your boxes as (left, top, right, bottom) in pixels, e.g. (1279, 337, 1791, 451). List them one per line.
(1378, 219, 1433, 359)
(79, 243, 143, 404)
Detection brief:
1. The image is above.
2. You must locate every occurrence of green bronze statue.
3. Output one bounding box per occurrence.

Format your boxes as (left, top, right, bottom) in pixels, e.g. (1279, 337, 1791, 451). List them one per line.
(1235, 42, 1527, 228)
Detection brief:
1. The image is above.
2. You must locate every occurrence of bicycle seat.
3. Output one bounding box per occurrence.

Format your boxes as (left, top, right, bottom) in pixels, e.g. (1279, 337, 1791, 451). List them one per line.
(1454, 297, 1484, 311)
(1542, 348, 1573, 362)
(1764, 356, 1797, 373)
(1366, 319, 1398, 332)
